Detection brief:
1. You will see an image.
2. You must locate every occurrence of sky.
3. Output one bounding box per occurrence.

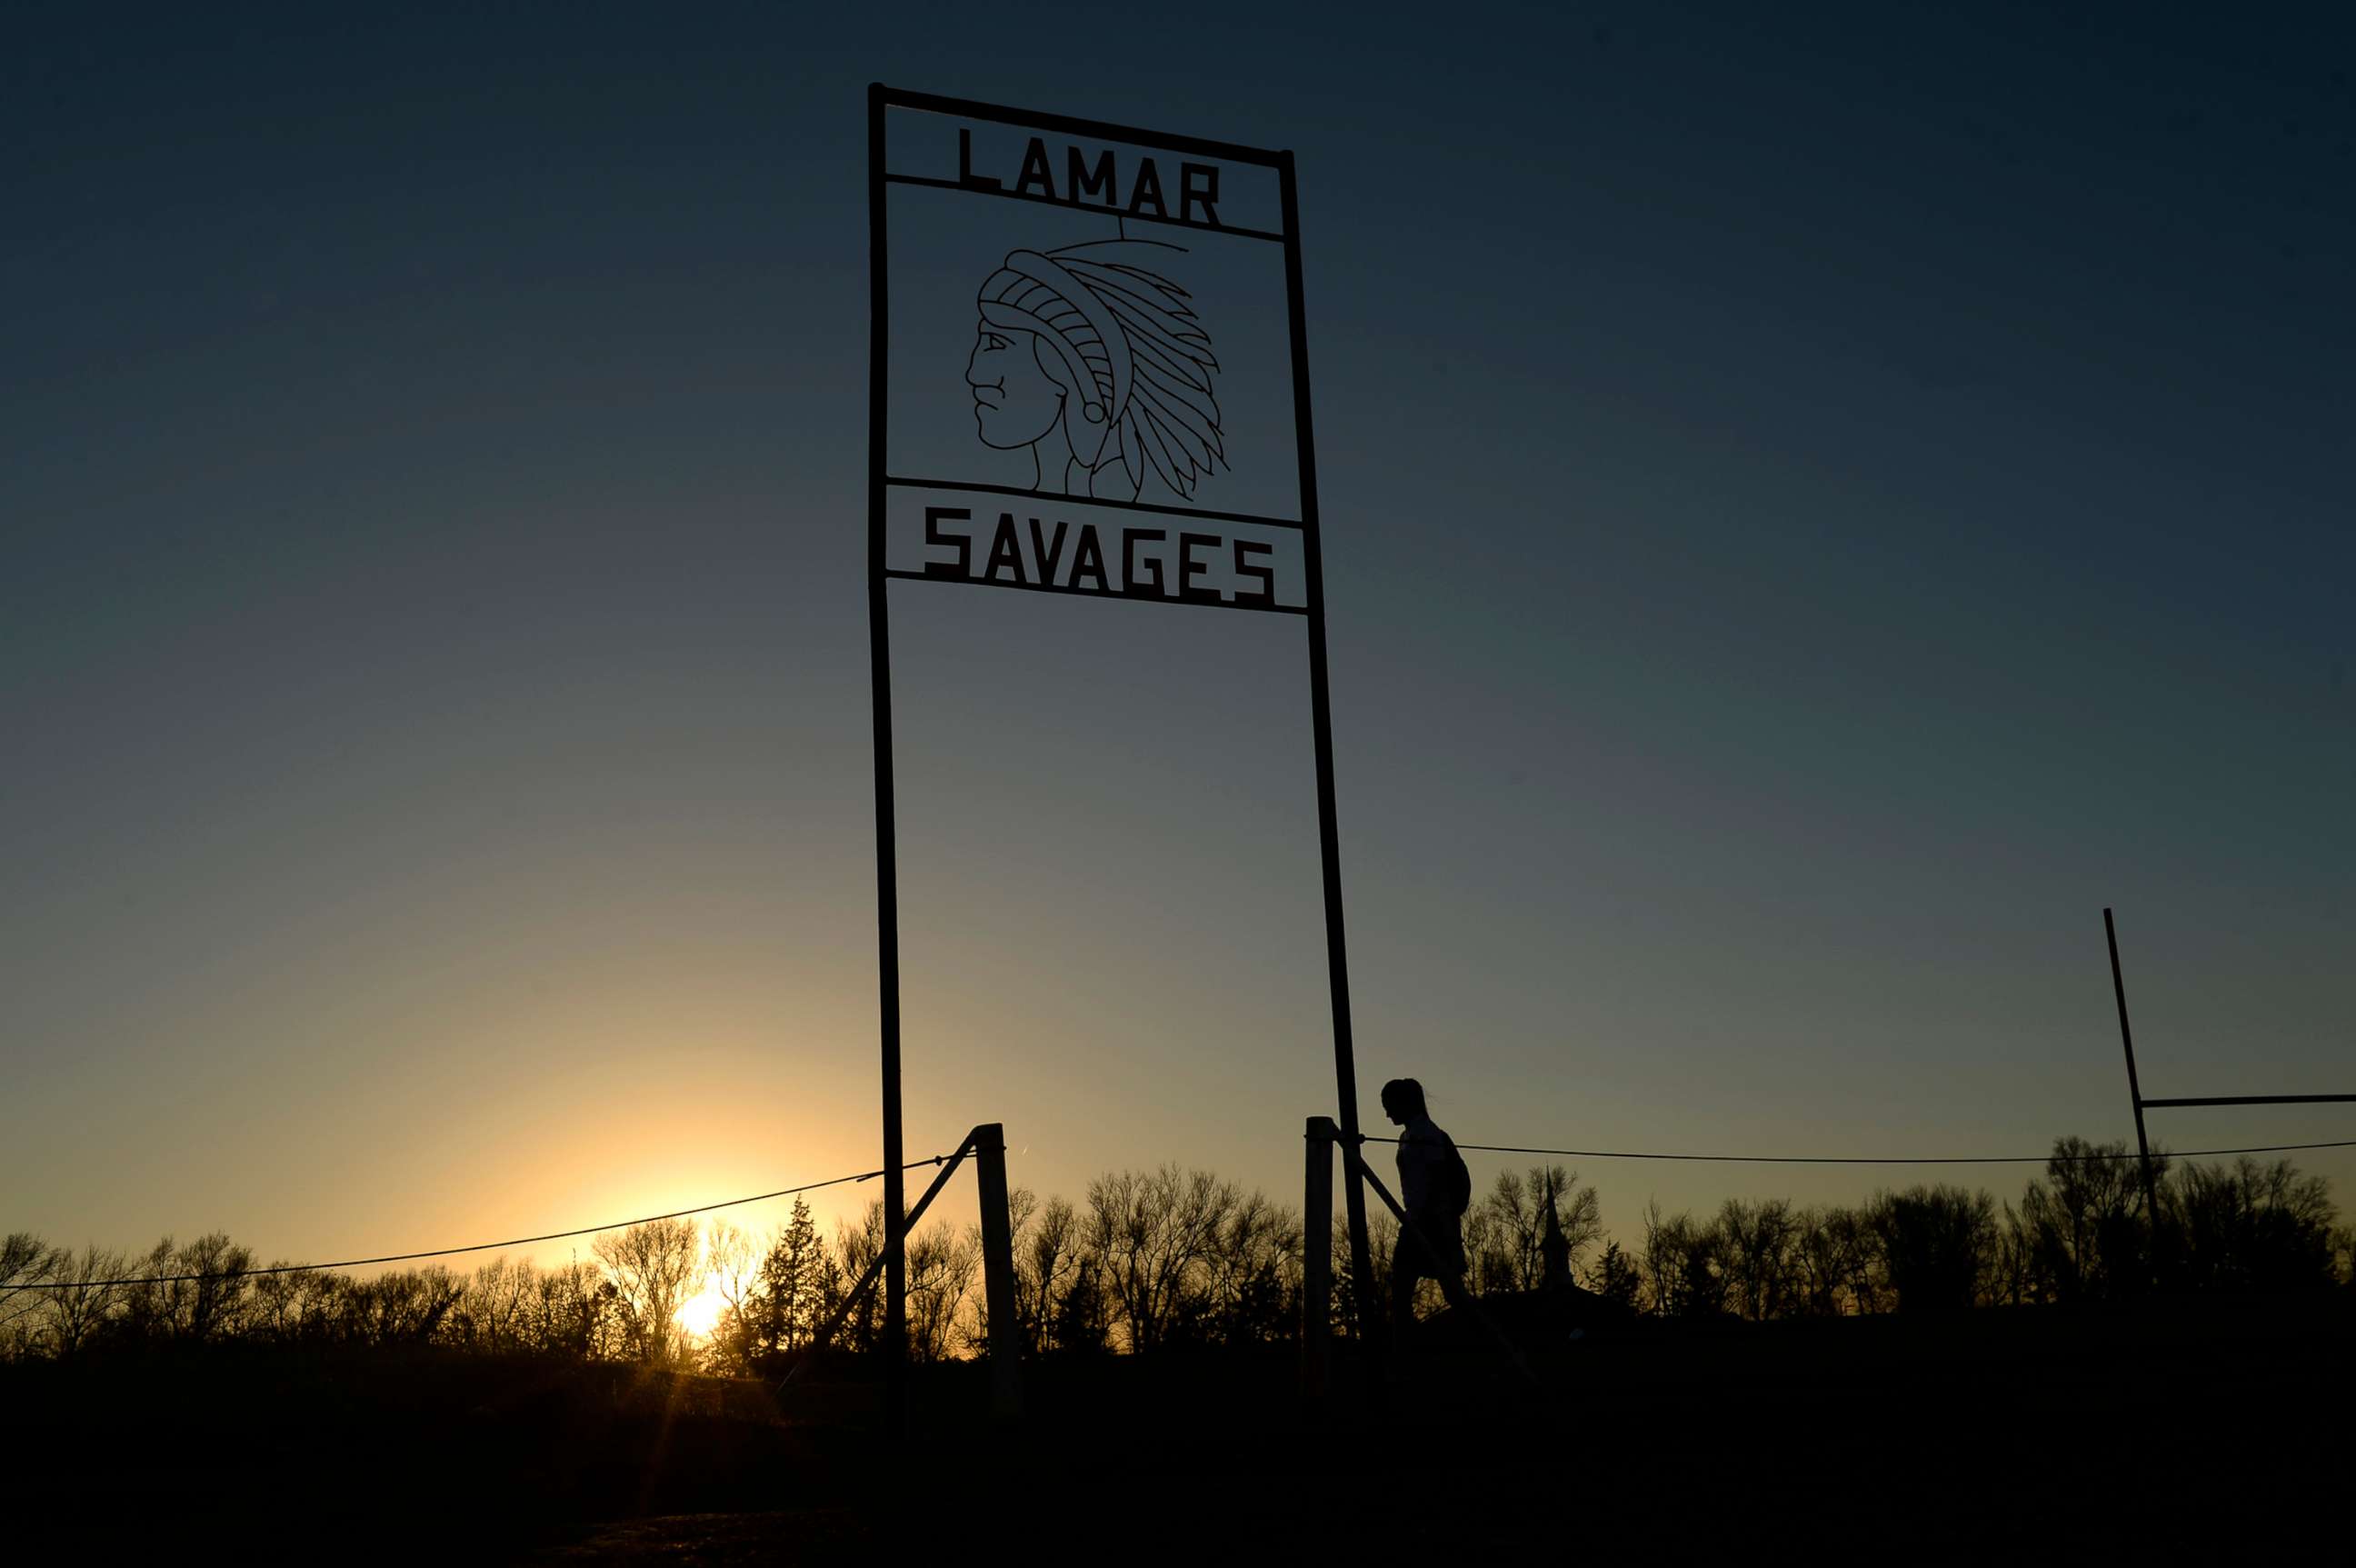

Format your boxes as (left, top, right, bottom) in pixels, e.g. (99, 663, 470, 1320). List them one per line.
(5, 3, 2351, 1278)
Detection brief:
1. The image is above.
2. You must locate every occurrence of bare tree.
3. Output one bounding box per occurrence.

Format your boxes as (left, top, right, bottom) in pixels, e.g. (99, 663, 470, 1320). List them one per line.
(28, 1135, 2341, 1371)
(2, 1233, 58, 1356)
(449, 1256, 538, 1354)
(1000, 1195, 1110, 1355)
(593, 1218, 702, 1363)
(1199, 1191, 1303, 1346)
(2018, 1137, 2162, 1302)
(530, 1256, 611, 1359)
(1329, 1205, 1399, 1338)
(1010, 1193, 1084, 1353)
(792, 1201, 982, 1360)
(1465, 1166, 1602, 1296)
(1793, 1205, 1882, 1315)
(119, 1233, 255, 1344)
(2169, 1155, 2338, 1292)
(1717, 1197, 1801, 1321)
(1988, 1201, 2037, 1308)
(824, 1203, 884, 1353)
(905, 1224, 978, 1362)
(1867, 1185, 1997, 1313)
(248, 1264, 324, 1345)
(347, 1267, 464, 1343)
(1086, 1165, 1235, 1352)
(960, 1187, 1034, 1356)
(1050, 1253, 1112, 1354)
(36, 1243, 125, 1356)
(701, 1220, 762, 1374)
(1640, 1202, 1723, 1319)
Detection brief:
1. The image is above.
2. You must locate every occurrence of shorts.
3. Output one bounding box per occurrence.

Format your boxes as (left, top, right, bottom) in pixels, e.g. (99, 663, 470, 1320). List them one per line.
(1395, 1210, 1466, 1281)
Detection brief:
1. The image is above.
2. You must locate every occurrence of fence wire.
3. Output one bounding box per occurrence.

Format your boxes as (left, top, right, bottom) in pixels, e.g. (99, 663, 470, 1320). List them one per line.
(20, 1132, 2356, 1294)
(1360, 1135, 2356, 1165)
(4, 1150, 967, 1293)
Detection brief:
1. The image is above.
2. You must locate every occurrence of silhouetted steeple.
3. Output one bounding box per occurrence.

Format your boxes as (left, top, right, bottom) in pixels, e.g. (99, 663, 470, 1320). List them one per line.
(1541, 1172, 1572, 1293)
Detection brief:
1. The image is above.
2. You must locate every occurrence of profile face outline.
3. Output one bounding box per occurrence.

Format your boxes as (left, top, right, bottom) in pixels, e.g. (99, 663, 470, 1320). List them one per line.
(964, 238, 1225, 502)
(964, 323, 1069, 451)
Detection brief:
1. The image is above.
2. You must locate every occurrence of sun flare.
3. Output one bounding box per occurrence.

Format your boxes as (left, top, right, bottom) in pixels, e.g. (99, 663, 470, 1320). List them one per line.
(675, 1282, 727, 1338)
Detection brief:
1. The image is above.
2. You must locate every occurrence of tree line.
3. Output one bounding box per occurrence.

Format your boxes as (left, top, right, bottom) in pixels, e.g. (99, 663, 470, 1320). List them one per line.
(5, 1138, 2351, 1370)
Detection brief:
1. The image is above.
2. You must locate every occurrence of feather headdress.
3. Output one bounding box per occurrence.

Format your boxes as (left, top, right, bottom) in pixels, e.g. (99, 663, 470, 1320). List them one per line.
(976, 240, 1225, 499)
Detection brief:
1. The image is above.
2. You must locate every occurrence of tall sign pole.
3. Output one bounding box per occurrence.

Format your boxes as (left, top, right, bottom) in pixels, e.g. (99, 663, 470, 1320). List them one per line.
(1278, 150, 1377, 1342)
(864, 83, 909, 1432)
(865, 85, 1374, 1392)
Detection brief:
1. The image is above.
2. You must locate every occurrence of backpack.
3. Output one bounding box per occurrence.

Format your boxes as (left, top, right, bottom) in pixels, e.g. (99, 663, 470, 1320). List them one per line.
(1440, 1138, 1473, 1217)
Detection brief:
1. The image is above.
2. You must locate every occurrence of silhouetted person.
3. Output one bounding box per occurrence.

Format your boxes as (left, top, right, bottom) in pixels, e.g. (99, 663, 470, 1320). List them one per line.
(1382, 1077, 1470, 1334)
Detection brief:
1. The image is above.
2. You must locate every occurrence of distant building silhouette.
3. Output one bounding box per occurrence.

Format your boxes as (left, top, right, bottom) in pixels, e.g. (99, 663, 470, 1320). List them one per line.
(1540, 1172, 1574, 1295)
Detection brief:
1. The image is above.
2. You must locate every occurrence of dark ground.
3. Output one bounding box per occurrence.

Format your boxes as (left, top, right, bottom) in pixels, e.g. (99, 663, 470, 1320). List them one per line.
(6, 1293, 2347, 1563)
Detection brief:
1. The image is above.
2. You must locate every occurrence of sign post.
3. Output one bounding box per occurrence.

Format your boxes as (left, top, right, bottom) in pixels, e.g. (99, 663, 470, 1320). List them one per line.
(864, 83, 908, 1433)
(865, 84, 1376, 1406)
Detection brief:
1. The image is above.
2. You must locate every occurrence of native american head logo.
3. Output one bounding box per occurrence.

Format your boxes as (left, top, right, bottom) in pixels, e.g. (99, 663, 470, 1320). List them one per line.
(964, 239, 1226, 503)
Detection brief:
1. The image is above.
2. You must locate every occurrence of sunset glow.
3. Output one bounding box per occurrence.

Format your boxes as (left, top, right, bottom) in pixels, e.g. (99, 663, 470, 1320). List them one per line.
(675, 1281, 729, 1340)
(5, 15, 2348, 1562)
(6, 1, 2351, 1423)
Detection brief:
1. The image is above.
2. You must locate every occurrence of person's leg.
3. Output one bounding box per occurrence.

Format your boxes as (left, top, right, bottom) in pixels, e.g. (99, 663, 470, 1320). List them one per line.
(1390, 1244, 1423, 1335)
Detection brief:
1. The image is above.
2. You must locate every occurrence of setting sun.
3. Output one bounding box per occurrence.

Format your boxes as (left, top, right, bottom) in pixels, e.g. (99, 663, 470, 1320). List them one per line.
(675, 1281, 728, 1340)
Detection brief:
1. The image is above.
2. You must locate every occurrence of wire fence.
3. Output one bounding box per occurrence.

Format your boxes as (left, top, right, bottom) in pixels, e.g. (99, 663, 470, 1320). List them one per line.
(17, 1129, 2356, 1294)
(3, 1149, 970, 1293)
(1358, 1134, 2356, 1165)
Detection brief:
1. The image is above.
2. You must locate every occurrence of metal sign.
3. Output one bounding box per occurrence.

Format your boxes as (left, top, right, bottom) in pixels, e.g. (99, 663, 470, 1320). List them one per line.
(865, 85, 1373, 1402)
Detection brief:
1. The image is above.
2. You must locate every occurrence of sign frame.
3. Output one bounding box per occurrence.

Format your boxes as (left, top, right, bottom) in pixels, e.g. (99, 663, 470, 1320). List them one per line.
(864, 83, 1374, 1407)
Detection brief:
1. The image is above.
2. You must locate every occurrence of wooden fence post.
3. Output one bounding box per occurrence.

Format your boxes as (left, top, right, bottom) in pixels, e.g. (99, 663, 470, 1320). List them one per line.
(973, 1122, 1023, 1422)
(1303, 1115, 1336, 1407)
